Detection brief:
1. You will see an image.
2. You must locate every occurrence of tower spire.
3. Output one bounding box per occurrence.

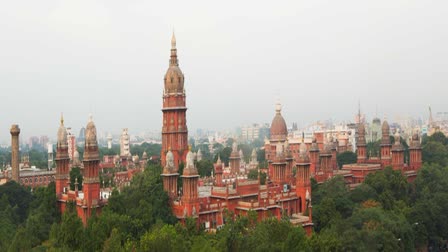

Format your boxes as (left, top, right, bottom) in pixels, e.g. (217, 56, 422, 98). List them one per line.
(60, 113, 64, 126)
(170, 31, 178, 66)
(171, 30, 176, 49)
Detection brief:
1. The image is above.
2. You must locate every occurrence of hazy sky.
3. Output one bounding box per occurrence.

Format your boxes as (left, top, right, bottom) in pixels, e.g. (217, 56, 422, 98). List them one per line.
(1, 1, 447, 140)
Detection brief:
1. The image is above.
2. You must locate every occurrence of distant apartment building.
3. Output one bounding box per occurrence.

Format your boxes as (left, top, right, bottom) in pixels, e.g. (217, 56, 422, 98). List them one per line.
(240, 123, 270, 141)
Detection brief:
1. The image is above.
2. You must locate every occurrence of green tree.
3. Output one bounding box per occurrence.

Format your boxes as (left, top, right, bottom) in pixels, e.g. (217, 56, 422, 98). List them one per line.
(50, 206, 83, 250)
(70, 167, 83, 190)
(215, 147, 232, 166)
(8, 227, 31, 252)
(139, 224, 186, 252)
(366, 140, 381, 158)
(422, 141, 448, 166)
(196, 159, 213, 177)
(103, 228, 123, 252)
(247, 169, 259, 180)
(336, 151, 357, 169)
(364, 167, 408, 209)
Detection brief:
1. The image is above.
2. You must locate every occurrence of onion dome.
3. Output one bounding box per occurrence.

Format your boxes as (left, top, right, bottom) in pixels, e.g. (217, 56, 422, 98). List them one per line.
(142, 151, 148, 160)
(321, 139, 332, 156)
(310, 135, 320, 152)
(56, 114, 69, 159)
(330, 135, 337, 151)
(74, 150, 80, 159)
(230, 142, 240, 158)
(392, 131, 404, 151)
(84, 114, 99, 161)
(164, 32, 184, 95)
(410, 130, 421, 148)
(163, 148, 175, 174)
(270, 102, 288, 141)
(133, 155, 139, 163)
(298, 139, 310, 163)
(273, 142, 286, 163)
(197, 149, 203, 161)
(183, 146, 198, 176)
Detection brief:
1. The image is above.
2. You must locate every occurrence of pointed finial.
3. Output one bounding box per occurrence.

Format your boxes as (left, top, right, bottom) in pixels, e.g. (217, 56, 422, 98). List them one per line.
(60, 113, 64, 126)
(275, 100, 282, 114)
(88, 113, 93, 122)
(171, 30, 176, 49)
(188, 145, 192, 151)
(302, 132, 305, 143)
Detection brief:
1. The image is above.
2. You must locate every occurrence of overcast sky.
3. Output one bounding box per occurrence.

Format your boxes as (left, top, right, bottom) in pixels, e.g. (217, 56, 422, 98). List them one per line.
(1, 1, 447, 140)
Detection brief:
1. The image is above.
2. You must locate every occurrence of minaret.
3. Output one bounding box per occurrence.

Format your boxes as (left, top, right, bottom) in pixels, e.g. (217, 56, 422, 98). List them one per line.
(10, 124, 20, 183)
(296, 139, 312, 217)
(161, 32, 188, 169)
(380, 120, 392, 167)
(409, 130, 422, 171)
(55, 115, 70, 196)
(161, 148, 179, 199)
(181, 147, 199, 217)
(82, 115, 101, 224)
(391, 131, 404, 170)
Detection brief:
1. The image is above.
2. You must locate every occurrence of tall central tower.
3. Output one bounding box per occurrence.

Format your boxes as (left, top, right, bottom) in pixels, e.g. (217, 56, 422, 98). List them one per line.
(161, 33, 188, 168)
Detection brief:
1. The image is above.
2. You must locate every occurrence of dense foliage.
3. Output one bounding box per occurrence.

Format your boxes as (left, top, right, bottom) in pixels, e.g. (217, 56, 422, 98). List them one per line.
(336, 151, 357, 169)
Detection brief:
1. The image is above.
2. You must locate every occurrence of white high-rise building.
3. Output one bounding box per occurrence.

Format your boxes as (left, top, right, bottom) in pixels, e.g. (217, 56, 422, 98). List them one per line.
(120, 128, 131, 157)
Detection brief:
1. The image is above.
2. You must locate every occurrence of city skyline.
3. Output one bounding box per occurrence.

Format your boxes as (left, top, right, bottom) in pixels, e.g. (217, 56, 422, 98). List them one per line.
(1, 1, 447, 139)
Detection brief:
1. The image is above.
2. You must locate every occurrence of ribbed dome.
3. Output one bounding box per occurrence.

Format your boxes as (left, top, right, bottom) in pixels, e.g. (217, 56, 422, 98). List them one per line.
(392, 131, 404, 151)
(164, 32, 184, 94)
(270, 102, 287, 141)
(298, 140, 310, 163)
(164, 67, 184, 94)
(310, 136, 320, 152)
(56, 115, 69, 160)
(163, 149, 175, 174)
(183, 148, 198, 176)
(84, 114, 99, 161)
(57, 116, 68, 149)
(410, 131, 421, 148)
